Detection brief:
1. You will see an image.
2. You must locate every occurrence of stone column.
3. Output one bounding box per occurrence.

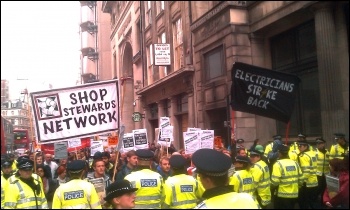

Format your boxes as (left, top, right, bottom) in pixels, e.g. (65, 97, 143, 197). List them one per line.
(312, 2, 347, 141)
(335, 2, 349, 137)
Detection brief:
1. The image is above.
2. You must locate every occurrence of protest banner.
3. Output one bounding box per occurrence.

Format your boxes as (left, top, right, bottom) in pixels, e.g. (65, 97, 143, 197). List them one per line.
(183, 131, 200, 154)
(200, 130, 214, 149)
(30, 80, 120, 144)
(133, 129, 148, 150)
(231, 62, 300, 123)
(122, 133, 135, 153)
(54, 141, 68, 159)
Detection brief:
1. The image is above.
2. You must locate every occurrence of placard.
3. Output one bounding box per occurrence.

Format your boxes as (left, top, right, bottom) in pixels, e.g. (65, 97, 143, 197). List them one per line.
(68, 139, 81, 148)
(122, 133, 135, 152)
(325, 174, 340, 198)
(200, 130, 214, 149)
(90, 140, 103, 156)
(183, 131, 200, 154)
(54, 142, 68, 159)
(88, 177, 106, 206)
(154, 43, 171, 65)
(133, 129, 148, 150)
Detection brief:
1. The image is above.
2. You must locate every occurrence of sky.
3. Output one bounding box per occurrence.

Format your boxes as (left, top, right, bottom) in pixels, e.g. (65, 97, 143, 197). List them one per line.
(1, 1, 81, 100)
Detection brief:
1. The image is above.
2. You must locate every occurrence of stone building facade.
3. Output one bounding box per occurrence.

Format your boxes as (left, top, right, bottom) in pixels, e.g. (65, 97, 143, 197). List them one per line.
(100, 1, 348, 149)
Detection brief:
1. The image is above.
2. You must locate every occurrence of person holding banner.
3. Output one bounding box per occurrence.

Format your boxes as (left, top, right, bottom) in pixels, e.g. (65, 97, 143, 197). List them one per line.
(124, 149, 164, 209)
(52, 160, 102, 209)
(192, 148, 259, 209)
(323, 158, 349, 209)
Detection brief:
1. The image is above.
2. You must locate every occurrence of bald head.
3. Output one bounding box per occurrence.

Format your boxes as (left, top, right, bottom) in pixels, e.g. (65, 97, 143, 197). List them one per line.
(45, 154, 52, 163)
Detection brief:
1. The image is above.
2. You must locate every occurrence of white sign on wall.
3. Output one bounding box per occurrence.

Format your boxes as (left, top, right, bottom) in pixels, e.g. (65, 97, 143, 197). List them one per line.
(30, 80, 119, 144)
(154, 43, 171, 65)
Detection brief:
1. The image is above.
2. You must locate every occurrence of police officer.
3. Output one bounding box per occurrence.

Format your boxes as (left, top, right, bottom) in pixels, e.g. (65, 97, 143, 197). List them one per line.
(270, 144, 303, 209)
(264, 135, 283, 174)
(314, 137, 330, 207)
(295, 140, 318, 209)
(124, 149, 163, 209)
(4, 158, 48, 209)
(162, 154, 200, 209)
(249, 146, 271, 208)
(52, 160, 102, 209)
(7, 155, 44, 192)
(1, 159, 14, 208)
(192, 148, 259, 209)
(229, 155, 256, 200)
(104, 179, 138, 209)
(329, 133, 349, 160)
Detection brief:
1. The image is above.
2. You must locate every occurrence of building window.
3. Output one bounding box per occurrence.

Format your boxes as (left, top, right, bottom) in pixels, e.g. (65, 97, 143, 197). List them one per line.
(173, 18, 183, 71)
(149, 103, 158, 119)
(177, 94, 188, 113)
(158, 32, 169, 77)
(146, 44, 154, 84)
(145, 1, 152, 27)
(204, 46, 225, 82)
(163, 99, 169, 117)
(271, 21, 321, 136)
(156, 1, 164, 15)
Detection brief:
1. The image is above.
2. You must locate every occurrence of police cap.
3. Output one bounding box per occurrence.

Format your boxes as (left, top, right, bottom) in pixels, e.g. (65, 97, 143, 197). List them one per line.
(235, 155, 251, 164)
(278, 144, 289, 153)
(16, 159, 34, 170)
(1, 159, 13, 167)
(192, 149, 231, 176)
(297, 139, 308, 146)
(334, 133, 345, 140)
(169, 155, 186, 169)
(315, 138, 326, 144)
(273, 135, 282, 140)
(135, 149, 154, 161)
(104, 180, 138, 202)
(298, 133, 306, 138)
(93, 151, 103, 160)
(236, 139, 244, 144)
(17, 155, 30, 162)
(67, 160, 86, 173)
(249, 146, 263, 156)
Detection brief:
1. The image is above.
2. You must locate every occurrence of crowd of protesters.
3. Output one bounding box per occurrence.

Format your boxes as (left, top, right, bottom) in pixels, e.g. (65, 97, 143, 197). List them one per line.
(1, 132, 348, 209)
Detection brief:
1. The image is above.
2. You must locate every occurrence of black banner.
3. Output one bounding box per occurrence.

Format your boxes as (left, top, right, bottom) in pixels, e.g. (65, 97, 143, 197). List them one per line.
(231, 62, 300, 123)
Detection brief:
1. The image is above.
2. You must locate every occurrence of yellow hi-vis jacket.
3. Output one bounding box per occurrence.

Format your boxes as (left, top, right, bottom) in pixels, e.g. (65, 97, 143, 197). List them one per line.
(125, 169, 163, 209)
(1, 176, 8, 209)
(297, 151, 318, 187)
(229, 169, 256, 198)
(251, 159, 271, 206)
(3, 175, 48, 209)
(329, 144, 349, 160)
(7, 173, 44, 197)
(315, 149, 330, 176)
(194, 191, 259, 209)
(52, 179, 102, 209)
(271, 158, 303, 198)
(162, 174, 200, 209)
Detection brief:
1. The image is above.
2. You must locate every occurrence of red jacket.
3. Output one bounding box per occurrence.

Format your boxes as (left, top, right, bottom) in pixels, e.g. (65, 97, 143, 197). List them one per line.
(323, 171, 349, 208)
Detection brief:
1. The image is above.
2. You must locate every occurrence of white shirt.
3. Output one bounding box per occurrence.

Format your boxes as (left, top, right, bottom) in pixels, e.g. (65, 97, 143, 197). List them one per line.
(44, 161, 58, 179)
